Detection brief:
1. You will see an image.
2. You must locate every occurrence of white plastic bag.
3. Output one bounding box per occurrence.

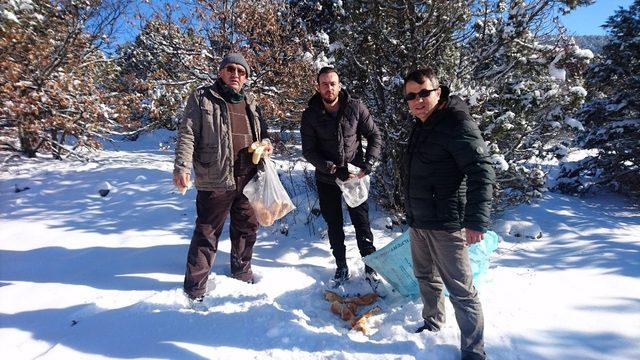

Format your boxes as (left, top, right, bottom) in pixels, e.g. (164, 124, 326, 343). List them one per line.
(335, 164, 370, 208)
(243, 158, 295, 226)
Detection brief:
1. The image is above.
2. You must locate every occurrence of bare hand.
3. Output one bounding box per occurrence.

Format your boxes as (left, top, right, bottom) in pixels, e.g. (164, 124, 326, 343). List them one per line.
(465, 228, 484, 245)
(262, 139, 273, 157)
(357, 170, 367, 179)
(263, 143, 273, 156)
(173, 172, 190, 189)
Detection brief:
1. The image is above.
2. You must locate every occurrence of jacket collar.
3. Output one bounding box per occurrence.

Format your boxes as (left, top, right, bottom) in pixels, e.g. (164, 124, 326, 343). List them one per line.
(204, 81, 256, 106)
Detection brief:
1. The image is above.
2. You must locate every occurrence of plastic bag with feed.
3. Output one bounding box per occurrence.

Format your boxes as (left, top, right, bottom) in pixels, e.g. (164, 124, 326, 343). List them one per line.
(243, 158, 295, 226)
(335, 175, 370, 208)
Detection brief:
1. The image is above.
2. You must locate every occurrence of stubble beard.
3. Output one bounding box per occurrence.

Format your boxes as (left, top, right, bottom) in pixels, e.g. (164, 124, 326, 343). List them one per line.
(322, 93, 338, 106)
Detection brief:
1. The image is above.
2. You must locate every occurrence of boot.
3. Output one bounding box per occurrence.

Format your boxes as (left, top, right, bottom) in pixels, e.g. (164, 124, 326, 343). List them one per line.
(333, 265, 350, 283)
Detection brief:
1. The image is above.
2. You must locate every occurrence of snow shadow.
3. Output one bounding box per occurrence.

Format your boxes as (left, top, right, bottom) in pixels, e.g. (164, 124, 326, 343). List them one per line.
(1, 157, 194, 237)
(0, 296, 422, 359)
(495, 193, 640, 278)
(487, 329, 639, 360)
(0, 245, 185, 291)
(574, 296, 640, 314)
(0, 239, 332, 293)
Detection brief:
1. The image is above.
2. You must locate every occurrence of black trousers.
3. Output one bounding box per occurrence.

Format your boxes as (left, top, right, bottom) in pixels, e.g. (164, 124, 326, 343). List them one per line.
(316, 180, 376, 267)
(183, 172, 258, 298)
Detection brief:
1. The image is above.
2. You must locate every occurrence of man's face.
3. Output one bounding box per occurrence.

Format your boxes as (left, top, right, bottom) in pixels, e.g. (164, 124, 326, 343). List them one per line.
(317, 72, 341, 104)
(404, 78, 441, 122)
(219, 63, 247, 92)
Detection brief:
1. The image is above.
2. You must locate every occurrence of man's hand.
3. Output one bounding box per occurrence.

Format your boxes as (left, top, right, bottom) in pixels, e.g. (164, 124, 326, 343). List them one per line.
(262, 139, 273, 157)
(356, 170, 367, 179)
(465, 228, 484, 245)
(335, 167, 356, 181)
(249, 140, 273, 164)
(173, 172, 191, 189)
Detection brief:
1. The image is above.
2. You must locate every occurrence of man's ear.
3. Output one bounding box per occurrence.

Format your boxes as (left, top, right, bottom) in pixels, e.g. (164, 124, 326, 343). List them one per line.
(437, 86, 448, 104)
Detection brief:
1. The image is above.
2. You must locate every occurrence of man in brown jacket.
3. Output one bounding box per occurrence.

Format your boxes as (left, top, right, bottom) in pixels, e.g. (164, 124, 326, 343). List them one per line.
(173, 53, 271, 302)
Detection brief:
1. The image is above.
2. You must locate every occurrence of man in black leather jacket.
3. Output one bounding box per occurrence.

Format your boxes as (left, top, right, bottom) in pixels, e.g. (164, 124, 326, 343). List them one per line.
(301, 67, 381, 283)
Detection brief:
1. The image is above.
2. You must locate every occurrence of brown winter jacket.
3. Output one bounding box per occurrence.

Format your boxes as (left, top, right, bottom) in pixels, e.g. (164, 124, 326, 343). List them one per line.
(174, 82, 268, 191)
(300, 89, 382, 184)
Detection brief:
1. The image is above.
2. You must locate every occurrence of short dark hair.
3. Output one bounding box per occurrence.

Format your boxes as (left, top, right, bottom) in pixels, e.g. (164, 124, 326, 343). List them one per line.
(403, 68, 440, 91)
(317, 66, 339, 83)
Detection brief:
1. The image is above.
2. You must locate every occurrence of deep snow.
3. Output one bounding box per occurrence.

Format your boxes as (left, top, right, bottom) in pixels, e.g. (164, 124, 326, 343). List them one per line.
(1, 132, 639, 360)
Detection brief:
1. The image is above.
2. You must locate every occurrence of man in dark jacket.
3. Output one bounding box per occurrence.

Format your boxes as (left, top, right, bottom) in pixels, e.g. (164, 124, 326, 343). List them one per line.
(403, 68, 495, 360)
(301, 67, 382, 284)
(173, 53, 271, 302)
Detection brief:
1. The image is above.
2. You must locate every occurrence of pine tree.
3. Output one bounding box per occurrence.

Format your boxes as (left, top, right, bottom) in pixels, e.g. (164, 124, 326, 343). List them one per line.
(557, 0, 640, 199)
(461, 0, 594, 207)
(116, 18, 210, 131)
(304, 0, 473, 210)
(299, 0, 595, 210)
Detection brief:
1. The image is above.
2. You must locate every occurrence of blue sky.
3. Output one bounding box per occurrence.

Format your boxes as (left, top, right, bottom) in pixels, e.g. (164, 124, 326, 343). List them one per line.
(108, 0, 633, 49)
(561, 0, 634, 35)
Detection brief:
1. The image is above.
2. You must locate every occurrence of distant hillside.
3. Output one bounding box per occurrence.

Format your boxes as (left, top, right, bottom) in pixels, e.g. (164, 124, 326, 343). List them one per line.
(539, 35, 609, 54)
(572, 35, 610, 54)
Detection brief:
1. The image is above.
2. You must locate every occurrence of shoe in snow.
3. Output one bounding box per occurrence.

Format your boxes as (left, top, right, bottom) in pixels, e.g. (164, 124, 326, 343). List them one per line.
(332, 266, 350, 287)
(186, 293, 205, 310)
(415, 319, 440, 333)
(365, 267, 387, 297)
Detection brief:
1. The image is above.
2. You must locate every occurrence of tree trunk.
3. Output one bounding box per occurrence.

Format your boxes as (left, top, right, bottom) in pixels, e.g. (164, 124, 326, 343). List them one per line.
(51, 129, 62, 160)
(18, 123, 37, 158)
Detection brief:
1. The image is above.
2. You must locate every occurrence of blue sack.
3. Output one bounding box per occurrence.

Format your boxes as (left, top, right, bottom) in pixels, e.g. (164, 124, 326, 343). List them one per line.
(469, 230, 499, 280)
(363, 230, 499, 297)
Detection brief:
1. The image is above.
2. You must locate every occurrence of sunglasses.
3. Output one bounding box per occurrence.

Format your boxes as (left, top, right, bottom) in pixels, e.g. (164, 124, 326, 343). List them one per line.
(224, 65, 246, 77)
(404, 88, 438, 101)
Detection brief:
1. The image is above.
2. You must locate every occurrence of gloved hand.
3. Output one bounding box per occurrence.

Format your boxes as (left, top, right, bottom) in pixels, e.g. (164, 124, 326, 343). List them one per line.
(335, 167, 351, 181)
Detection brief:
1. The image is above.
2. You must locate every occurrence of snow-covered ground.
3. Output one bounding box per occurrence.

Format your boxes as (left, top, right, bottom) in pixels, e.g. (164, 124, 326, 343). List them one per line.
(1, 134, 639, 360)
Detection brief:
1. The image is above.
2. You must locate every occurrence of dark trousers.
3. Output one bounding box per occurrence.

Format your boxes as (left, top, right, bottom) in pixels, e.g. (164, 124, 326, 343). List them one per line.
(183, 173, 258, 298)
(316, 180, 376, 267)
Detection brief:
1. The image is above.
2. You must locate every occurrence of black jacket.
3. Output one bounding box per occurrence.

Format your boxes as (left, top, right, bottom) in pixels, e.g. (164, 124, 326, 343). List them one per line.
(301, 89, 381, 184)
(404, 93, 495, 232)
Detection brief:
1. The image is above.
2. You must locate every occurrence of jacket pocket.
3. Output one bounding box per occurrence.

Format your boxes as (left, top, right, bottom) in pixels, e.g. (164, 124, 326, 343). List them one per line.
(408, 185, 437, 222)
(196, 145, 218, 167)
(434, 186, 460, 223)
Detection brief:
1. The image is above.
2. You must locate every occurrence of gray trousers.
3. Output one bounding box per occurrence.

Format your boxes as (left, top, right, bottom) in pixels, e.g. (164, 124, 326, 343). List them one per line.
(410, 227, 485, 359)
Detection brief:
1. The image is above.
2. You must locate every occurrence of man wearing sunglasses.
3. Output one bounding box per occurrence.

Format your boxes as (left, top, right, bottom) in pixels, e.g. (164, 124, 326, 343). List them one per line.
(403, 68, 494, 360)
(300, 67, 381, 286)
(173, 52, 272, 303)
